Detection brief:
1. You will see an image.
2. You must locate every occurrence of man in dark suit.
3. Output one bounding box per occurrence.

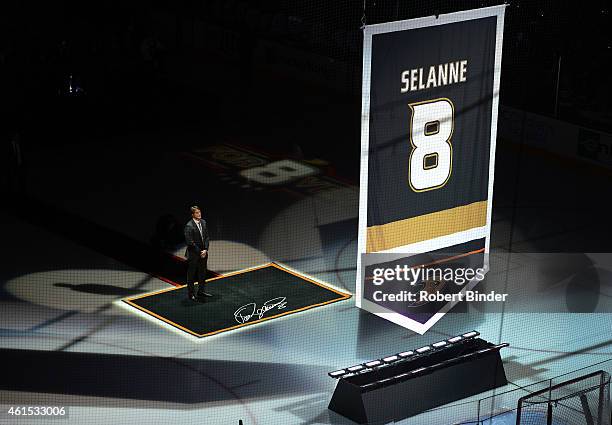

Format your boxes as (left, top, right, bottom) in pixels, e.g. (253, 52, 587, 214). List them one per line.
(184, 206, 212, 301)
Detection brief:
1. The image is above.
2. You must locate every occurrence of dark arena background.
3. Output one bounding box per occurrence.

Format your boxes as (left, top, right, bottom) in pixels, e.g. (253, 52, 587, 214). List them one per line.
(1, 1, 612, 424)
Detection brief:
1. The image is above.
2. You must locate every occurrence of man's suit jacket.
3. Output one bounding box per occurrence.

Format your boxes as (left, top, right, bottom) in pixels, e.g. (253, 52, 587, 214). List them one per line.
(184, 219, 209, 260)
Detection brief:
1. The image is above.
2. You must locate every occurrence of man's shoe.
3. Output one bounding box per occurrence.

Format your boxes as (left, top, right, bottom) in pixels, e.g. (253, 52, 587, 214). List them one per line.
(188, 293, 198, 301)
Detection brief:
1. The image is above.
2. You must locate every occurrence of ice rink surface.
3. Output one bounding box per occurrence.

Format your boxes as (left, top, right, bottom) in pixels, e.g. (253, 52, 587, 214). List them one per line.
(1, 137, 611, 425)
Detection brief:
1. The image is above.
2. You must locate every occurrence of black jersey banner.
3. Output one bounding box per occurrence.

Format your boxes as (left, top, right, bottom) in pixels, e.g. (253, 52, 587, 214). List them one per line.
(357, 6, 505, 333)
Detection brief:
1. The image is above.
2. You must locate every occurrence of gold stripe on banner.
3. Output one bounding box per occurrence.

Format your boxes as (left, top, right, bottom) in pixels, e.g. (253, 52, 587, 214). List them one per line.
(366, 201, 488, 252)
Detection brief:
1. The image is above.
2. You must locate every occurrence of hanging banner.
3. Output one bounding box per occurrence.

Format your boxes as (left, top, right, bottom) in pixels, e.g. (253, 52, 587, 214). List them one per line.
(357, 5, 506, 334)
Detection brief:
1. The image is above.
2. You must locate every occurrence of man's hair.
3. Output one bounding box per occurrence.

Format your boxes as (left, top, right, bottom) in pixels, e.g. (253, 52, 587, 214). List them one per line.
(190, 206, 201, 214)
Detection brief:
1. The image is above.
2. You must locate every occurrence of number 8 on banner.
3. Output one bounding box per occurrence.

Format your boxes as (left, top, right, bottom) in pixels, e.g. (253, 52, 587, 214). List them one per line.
(408, 98, 454, 192)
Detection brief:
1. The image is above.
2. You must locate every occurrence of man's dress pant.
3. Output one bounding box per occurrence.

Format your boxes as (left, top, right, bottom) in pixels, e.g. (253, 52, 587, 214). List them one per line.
(187, 255, 208, 295)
